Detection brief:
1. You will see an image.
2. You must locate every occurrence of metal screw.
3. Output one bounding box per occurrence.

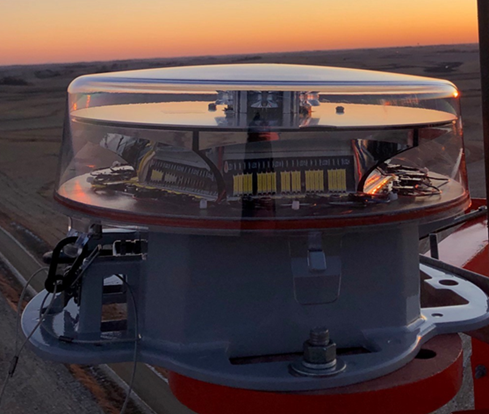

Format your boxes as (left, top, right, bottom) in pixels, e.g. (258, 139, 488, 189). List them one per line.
(475, 365, 487, 379)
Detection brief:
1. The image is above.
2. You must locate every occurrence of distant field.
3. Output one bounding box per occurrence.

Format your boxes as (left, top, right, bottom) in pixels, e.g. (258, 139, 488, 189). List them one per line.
(0, 43, 483, 248)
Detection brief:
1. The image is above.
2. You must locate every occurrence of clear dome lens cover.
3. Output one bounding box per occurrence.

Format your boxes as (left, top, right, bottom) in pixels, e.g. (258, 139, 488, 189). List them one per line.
(56, 64, 468, 231)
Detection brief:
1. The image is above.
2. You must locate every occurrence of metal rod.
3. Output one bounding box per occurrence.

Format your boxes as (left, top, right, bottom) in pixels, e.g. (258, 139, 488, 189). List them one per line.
(478, 1, 489, 216)
(419, 206, 487, 239)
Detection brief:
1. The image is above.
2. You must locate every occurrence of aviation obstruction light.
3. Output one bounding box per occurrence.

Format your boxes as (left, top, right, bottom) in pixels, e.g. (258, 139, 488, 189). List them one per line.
(22, 65, 489, 395)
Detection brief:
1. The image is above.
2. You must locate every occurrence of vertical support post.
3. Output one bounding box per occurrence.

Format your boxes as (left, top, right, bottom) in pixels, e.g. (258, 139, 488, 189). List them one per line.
(413, 128, 419, 147)
(78, 270, 104, 339)
(429, 233, 439, 259)
(478, 1, 489, 211)
(192, 130, 199, 152)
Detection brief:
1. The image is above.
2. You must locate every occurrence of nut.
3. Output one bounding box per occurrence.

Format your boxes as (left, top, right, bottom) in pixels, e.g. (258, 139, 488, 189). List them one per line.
(303, 340, 337, 365)
(290, 328, 344, 376)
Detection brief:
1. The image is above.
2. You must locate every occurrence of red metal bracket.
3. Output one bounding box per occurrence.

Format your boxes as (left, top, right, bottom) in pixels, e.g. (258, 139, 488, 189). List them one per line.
(437, 199, 489, 412)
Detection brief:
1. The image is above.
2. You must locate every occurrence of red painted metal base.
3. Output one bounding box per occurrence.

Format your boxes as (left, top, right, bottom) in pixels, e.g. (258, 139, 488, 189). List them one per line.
(169, 335, 463, 414)
(169, 334, 463, 414)
(168, 199, 489, 414)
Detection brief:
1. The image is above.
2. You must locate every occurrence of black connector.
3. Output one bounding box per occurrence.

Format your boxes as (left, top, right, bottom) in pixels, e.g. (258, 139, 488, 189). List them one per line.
(44, 236, 78, 293)
(42, 250, 76, 265)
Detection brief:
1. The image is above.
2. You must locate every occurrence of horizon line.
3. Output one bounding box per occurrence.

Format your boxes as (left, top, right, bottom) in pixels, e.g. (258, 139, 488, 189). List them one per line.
(0, 42, 479, 70)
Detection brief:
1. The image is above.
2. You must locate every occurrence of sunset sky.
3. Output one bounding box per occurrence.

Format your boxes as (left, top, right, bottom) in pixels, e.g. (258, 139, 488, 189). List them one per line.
(0, 0, 479, 66)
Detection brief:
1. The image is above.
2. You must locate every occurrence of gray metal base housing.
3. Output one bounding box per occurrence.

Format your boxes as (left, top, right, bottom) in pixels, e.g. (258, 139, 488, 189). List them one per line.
(21, 227, 489, 391)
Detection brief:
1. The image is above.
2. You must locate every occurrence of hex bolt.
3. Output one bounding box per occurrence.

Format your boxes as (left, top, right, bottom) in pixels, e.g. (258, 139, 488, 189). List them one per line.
(475, 365, 487, 379)
(290, 327, 346, 377)
(302, 327, 337, 369)
(309, 327, 330, 346)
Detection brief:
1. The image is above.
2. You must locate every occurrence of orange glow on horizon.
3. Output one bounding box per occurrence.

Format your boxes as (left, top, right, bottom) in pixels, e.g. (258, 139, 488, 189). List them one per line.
(0, 0, 478, 66)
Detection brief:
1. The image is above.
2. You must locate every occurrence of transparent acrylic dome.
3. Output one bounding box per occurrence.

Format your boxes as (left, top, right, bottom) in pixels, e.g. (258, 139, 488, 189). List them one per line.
(56, 64, 469, 231)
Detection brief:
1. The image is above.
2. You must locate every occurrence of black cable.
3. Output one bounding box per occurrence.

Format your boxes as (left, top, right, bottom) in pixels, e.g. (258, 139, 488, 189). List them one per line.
(0, 239, 140, 413)
(14, 268, 48, 361)
(45, 237, 77, 292)
(0, 266, 48, 408)
(45, 248, 139, 414)
(0, 274, 57, 410)
(68, 244, 102, 288)
(40, 271, 140, 414)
